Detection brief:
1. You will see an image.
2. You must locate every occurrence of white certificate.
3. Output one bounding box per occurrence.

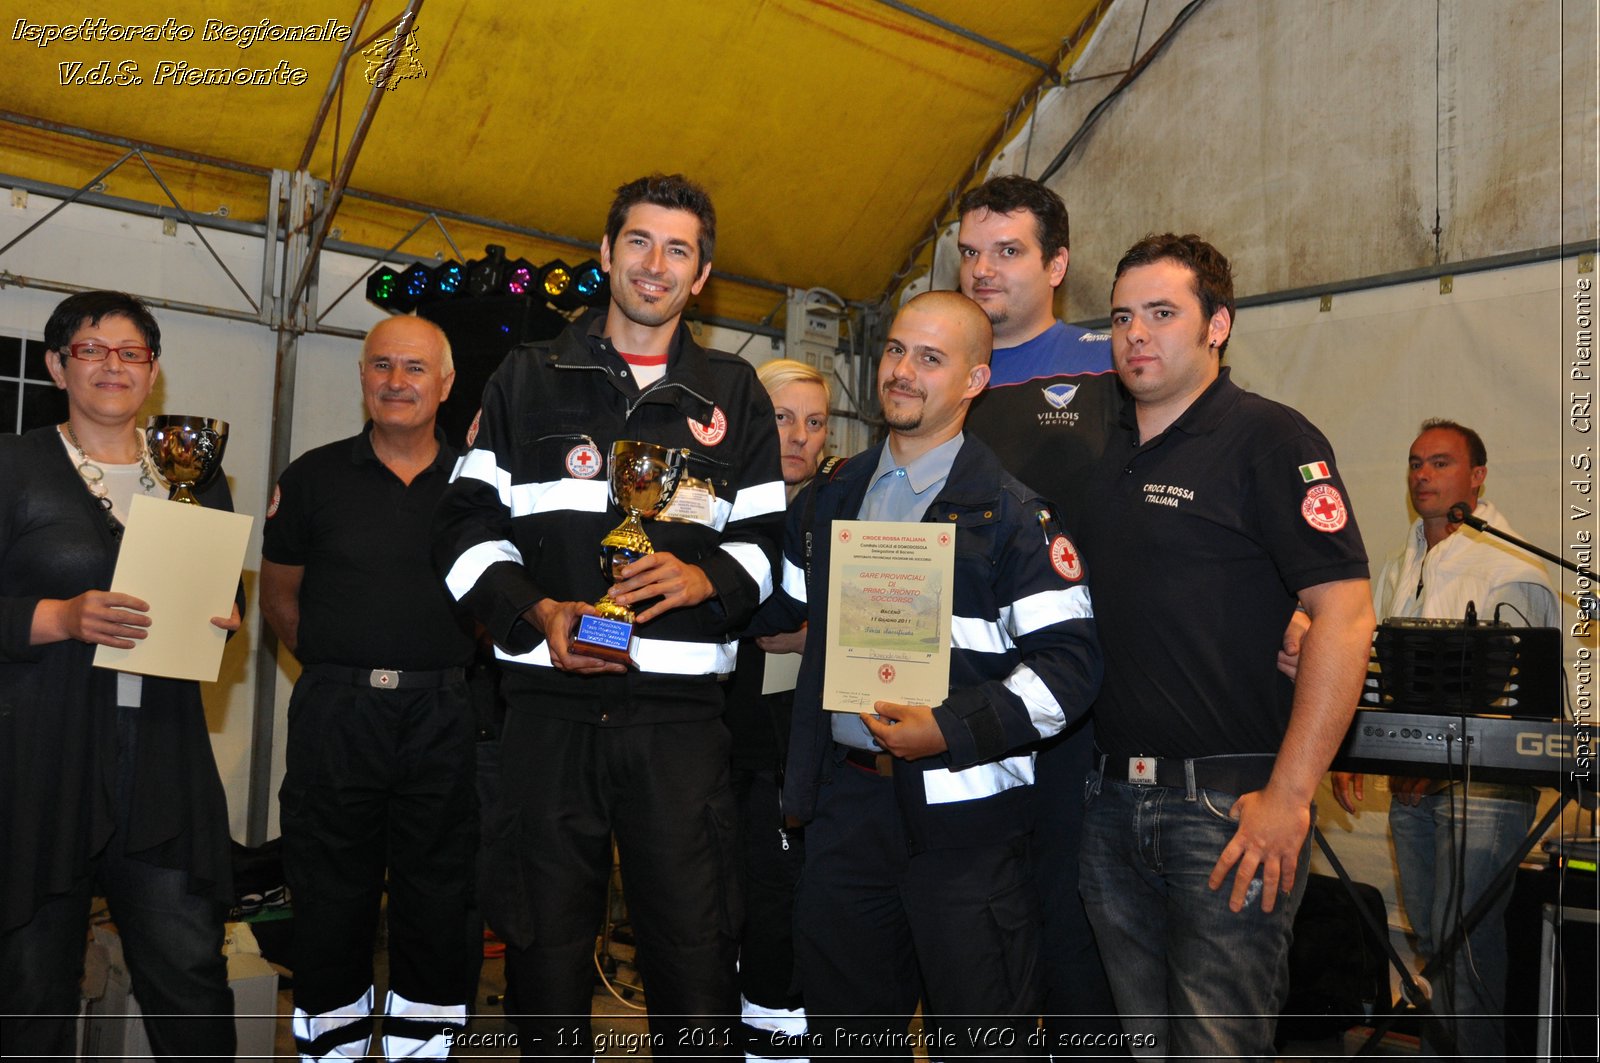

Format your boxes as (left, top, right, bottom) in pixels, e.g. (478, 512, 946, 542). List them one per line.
(94, 494, 253, 683)
(822, 519, 954, 713)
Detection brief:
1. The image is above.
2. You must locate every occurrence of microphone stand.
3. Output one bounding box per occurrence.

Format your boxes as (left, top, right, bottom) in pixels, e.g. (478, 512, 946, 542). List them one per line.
(1448, 504, 1597, 617)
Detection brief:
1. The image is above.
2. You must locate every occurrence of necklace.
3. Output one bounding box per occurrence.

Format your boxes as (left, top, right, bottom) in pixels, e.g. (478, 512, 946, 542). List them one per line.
(61, 421, 159, 514)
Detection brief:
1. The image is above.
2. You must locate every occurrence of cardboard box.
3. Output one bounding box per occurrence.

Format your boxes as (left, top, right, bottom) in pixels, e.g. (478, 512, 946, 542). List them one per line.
(79, 921, 280, 1062)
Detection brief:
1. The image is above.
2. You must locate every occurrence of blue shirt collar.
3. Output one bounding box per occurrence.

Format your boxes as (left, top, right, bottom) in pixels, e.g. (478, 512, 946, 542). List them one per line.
(866, 431, 965, 497)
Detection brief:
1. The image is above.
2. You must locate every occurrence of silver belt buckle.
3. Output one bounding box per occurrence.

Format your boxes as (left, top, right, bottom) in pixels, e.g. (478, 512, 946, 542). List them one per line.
(369, 669, 400, 689)
(1126, 756, 1157, 785)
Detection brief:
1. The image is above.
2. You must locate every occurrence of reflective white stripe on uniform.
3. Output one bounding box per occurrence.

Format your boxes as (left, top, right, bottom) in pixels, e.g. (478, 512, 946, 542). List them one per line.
(495, 636, 738, 677)
(721, 541, 774, 602)
(951, 614, 1013, 655)
(381, 989, 465, 1061)
(741, 994, 808, 1063)
(507, 477, 608, 518)
(1005, 663, 1067, 737)
(450, 448, 511, 504)
(781, 557, 808, 604)
(921, 753, 1036, 805)
(632, 637, 737, 674)
(495, 642, 556, 667)
(444, 540, 525, 601)
(729, 478, 788, 523)
(1003, 585, 1094, 636)
(293, 985, 373, 1060)
(666, 478, 785, 533)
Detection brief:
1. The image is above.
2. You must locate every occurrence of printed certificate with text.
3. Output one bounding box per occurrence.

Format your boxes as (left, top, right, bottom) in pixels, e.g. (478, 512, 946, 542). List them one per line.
(822, 519, 954, 713)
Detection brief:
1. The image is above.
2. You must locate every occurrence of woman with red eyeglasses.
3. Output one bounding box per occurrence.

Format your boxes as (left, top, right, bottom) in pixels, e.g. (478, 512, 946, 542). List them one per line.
(0, 290, 242, 1060)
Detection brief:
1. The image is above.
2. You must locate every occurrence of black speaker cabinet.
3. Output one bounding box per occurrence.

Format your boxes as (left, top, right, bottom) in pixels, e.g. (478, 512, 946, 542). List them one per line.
(418, 297, 570, 449)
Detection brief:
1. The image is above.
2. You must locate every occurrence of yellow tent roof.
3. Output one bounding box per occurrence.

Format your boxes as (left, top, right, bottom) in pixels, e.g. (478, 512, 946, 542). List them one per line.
(2, 0, 1107, 325)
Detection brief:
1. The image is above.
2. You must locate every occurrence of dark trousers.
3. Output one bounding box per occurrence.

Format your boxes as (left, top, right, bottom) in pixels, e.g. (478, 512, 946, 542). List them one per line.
(0, 704, 233, 1062)
(794, 753, 1042, 1063)
(279, 671, 477, 1052)
(486, 712, 740, 1057)
(1032, 719, 1124, 1051)
(732, 766, 804, 1012)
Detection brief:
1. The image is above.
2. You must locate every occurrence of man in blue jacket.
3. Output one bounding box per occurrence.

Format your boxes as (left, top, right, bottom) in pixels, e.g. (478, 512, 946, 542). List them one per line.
(761, 290, 1102, 1057)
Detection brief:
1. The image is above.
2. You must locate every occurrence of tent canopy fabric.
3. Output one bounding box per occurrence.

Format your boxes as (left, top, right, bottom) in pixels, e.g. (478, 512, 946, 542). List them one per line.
(2, 0, 1107, 325)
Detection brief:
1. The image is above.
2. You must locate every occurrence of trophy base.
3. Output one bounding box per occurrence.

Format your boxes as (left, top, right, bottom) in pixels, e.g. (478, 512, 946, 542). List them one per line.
(570, 613, 638, 668)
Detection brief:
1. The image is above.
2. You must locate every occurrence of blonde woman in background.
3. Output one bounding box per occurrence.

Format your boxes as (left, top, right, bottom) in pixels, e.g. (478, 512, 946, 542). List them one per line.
(728, 358, 830, 1058)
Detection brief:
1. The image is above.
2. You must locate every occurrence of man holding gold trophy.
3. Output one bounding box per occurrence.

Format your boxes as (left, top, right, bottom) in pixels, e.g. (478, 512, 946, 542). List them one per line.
(435, 173, 785, 1055)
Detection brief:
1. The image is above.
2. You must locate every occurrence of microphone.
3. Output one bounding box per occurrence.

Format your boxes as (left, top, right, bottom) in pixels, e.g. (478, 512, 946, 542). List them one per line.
(1446, 503, 1487, 531)
(1464, 600, 1477, 627)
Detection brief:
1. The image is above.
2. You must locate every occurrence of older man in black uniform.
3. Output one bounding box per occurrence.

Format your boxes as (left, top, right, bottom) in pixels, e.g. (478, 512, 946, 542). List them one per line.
(262, 314, 477, 1061)
(434, 173, 785, 1056)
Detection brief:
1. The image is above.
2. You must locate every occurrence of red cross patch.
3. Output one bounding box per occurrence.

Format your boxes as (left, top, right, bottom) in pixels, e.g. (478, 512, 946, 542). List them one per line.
(878, 664, 896, 684)
(465, 409, 482, 448)
(566, 444, 602, 479)
(1049, 534, 1083, 581)
(938, 532, 951, 547)
(266, 483, 281, 519)
(688, 406, 727, 446)
(1301, 483, 1348, 533)
(838, 528, 851, 543)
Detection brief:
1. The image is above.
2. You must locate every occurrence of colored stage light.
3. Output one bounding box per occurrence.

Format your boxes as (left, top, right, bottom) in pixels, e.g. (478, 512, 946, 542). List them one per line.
(394, 264, 432, 311)
(433, 261, 465, 298)
(366, 265, 401, 306)
(365, 246, 604, 314)
(504, 258, 535, 296)
(539, 260, 573, 301)
(572, 259, 607, 307)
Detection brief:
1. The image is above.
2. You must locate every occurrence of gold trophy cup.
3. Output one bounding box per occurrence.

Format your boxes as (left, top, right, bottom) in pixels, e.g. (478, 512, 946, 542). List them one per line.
(570, 440, 689, 665)
(146, 415, 229, 505)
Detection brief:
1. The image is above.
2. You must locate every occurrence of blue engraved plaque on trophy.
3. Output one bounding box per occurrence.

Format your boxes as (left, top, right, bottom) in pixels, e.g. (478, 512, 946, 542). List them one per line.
(568, 440, 688, 667)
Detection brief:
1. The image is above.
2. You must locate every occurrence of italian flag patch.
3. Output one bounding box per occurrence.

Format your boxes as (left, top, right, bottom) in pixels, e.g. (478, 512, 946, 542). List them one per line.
(1298, 461, 1331, 483)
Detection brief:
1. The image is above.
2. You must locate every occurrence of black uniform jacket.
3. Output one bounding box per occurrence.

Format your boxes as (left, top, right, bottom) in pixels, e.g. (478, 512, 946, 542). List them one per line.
(434, 316, 785, 719)
(758, 435, 1102, 852)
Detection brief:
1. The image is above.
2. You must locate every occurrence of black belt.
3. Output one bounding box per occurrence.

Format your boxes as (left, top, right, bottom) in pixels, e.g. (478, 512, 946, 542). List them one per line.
(840, 745, 894, 778)
(309, 664, 466, 691)
(1100, 751, 1276, 795)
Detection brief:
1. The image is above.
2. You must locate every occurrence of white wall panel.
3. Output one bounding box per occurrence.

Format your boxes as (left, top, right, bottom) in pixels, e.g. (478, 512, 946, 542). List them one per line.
(965, 0, 1596, 324)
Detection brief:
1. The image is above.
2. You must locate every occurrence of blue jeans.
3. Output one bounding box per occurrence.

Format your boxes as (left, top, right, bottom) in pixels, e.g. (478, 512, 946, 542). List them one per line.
(1389, 783, 1535, 1061)
(1079, 771, 1309, 1062)
(1031, 719, 1121, 1046)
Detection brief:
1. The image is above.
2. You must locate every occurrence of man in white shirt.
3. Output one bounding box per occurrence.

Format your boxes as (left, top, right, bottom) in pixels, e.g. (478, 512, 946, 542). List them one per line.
(1334, 418, 1557, 1060)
